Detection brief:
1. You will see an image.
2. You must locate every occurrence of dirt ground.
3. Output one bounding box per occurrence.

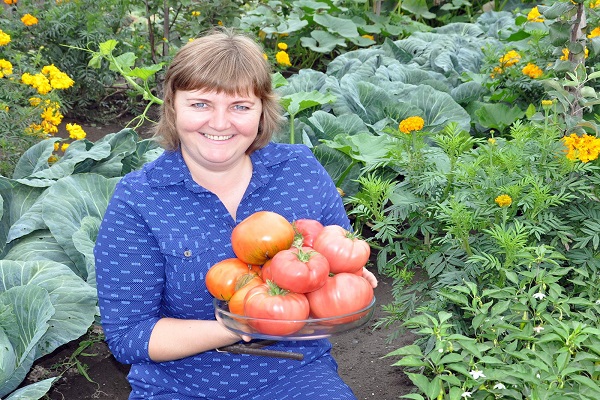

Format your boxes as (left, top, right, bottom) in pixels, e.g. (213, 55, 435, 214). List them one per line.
(22, 119, 417, 400)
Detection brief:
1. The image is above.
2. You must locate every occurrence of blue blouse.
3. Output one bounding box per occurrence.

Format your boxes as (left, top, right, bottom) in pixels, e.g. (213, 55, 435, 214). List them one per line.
(94, 142, 356, 399)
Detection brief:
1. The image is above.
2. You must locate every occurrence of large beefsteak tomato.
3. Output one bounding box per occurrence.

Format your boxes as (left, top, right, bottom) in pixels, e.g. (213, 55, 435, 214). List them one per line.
(312, 225, 370, 273)
(244, 281, 310, 336)
(268, 246, 329, 293)
(232, 211, 295, 265)
(205, 258, 261, 301)
(306, 272, 374, 324)
(292, 219, 324, 247)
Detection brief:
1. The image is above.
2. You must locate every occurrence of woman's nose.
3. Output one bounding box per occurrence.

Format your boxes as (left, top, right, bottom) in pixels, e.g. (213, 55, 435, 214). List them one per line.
(208, 108, 231, 131)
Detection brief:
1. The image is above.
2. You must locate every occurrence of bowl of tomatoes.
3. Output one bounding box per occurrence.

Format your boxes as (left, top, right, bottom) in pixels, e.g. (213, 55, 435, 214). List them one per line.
(214, 296, 376, 340)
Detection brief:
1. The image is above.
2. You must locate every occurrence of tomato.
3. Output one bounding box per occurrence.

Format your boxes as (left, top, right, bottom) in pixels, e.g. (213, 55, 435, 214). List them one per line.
(306, 272, 374, 324)
(268, 246, 329, 293)
(231, 211, 295, 265)
(205, 258, 261, 301)
(312, 225, 370, 274)
(292, 219, 324, 247)
(228, 274, 264, 315)
(261, 259, 273, 281)
(243, 281, 310, 336)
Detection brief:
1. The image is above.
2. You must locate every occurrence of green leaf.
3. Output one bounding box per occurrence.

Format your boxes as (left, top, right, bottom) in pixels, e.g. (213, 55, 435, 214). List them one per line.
(473, 102, 525, 132)
(301, 30, 347, 53)
(127, 64, 164, 81)
(313, 13, 359, 39)
(280, 91, 336, 117)
(98, 39, 118, 55)
(401, 0, 436, 19)
(3, 377, 58, 400)
(110, 52, 136, 72)
(392, 356, 428, 367)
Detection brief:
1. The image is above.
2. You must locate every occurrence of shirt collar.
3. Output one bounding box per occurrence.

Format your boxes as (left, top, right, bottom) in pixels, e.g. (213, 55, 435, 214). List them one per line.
(145, 142, 300, 188)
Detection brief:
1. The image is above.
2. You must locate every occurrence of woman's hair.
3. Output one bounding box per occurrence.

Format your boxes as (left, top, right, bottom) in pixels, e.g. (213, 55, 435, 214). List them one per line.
(153, 27, 282, 153)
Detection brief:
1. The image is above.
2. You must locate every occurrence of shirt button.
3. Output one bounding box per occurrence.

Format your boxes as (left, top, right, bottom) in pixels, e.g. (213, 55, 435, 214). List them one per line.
(183, 250, 192, 257)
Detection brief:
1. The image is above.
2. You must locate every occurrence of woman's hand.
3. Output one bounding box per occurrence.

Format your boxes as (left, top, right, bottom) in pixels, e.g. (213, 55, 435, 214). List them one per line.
(360, 267, 378, 288)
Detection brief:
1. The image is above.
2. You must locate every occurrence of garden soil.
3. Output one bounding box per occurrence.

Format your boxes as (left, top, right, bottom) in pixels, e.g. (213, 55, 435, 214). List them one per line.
(22, 120, 417, 400)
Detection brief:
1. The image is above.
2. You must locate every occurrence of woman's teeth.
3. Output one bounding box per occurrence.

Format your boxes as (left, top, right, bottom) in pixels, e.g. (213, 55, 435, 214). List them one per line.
(204, 134, 233, 141)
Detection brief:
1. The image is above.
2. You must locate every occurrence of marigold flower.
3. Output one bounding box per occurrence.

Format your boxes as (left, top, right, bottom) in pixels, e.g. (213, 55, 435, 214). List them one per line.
(3, 0, 17, 4)
(61, 143, 70, 152)
(22, 72, 52, 94)
(54, 142, 60, 151)
(0, 59, 13, 78)
(217, 20, 223, 26)
(527, 7, 544, 22)
(66, 123, 87, 140)
(499, 50, 521, 67)
(275, 50, 292, 67)
(541, 99, 553, 107)
(560, 47, 589, 61)
(0, 30, 11, 46)
(490, 66, 503, 78)
(42, 64, 74, 89)
(588, 27, 600, 38)
(522, 63, 543, 79)
(591, 0, 600, 8)
(191, 11, 201, 16)
(488, 138, 496, 145)
(277, 42, 288, 50)
(48, 154, 59, 164)
(495, 194, 512, 207)
(362, 34, 375, 40)
(21, 14, 39, 26)
(29, 97, 41, 106)
(399, 116, 425, 134)
(563, 133, 600, 162)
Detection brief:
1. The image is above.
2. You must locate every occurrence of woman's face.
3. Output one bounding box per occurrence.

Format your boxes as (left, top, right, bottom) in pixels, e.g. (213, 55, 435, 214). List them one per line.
(174, 88, 263, 171)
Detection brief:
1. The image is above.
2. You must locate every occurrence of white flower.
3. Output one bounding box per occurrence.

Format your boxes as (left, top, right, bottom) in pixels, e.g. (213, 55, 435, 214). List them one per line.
(461, 392, 472, 398)
(494, 383, 506, 390)
(533, 325, 544, 334)
(533, 292, 546, 300)
(469, 370, 486, 380)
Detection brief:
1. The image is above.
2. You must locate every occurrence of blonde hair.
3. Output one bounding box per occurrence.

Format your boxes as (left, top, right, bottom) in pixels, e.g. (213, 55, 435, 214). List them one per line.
(153, 27, 282, 153)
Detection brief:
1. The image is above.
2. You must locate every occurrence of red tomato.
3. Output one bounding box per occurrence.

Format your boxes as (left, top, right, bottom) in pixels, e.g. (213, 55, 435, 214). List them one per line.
(261, 259, 273, 281)
(306, 272, 374, 324)
(205, 258, 261, 301)
(228, 274, 264, 315)
(269, 246, 329, 293)
(231, 211, 295, 265)
(292, 219, 324, 247)
(312, 225, 370, 274)
(244, 281, 310, 336)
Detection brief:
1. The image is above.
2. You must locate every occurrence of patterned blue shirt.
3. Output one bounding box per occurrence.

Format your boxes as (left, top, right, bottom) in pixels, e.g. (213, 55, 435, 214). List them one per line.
(94, 142, 356, 399)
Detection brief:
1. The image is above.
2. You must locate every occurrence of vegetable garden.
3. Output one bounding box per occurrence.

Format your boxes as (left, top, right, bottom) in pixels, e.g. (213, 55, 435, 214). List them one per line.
(2, 0, 600, 399)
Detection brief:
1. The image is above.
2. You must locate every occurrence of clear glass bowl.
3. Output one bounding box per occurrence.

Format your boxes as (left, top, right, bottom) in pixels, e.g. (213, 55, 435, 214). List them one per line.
(214, 297, 376, 340)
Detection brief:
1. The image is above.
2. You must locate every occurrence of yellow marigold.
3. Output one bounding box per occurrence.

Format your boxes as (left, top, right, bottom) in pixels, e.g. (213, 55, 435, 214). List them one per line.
(362, 34, 375, 40)
(61, 143, 69, 152)
(499, 50, 521, 67)
(22, 72, 52, 94)
(29, 97, 41, 106)
(541, 100, 553, 106)
(527, 7, 544, 22)
(3, 0, 17, 4)
(399, 116, 425, 134)
(522, 63, 543, 79)
(66, 123, 86, 140)
(191, 11, 200, 16)
(277, 42, 288, 50)
(588, 27, 600, 38)
(41, 106, 63, 126)
(0, 30, 11, 46)
(275, 50, 292, 67)
(21, 14, 39, 26)
(490, 66, 503, 78)
(41, 119, 58, 135)
(560, 47, 589, 61)
(591, 0, 600, 8)
(42, 64, 74, 89)
(48, 154, 58, 164)
(495, 194, 513, 207)
(0, 59, 13, 78)
(217, 20, 223, 26)
(562, 133, 600, 162)
(488, 138, 497, 145)
(54, 142, 60, 151)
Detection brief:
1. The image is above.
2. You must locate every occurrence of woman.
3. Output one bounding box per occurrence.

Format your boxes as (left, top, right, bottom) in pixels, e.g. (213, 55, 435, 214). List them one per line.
(94, 27, 377, 399)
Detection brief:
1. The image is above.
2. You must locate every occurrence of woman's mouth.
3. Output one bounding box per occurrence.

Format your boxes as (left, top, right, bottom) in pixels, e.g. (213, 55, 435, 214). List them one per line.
(203, 133, 233, 141)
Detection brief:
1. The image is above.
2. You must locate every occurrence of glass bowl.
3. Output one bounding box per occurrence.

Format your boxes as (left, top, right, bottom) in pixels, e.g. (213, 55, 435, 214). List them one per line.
(214, 297, 376, 341)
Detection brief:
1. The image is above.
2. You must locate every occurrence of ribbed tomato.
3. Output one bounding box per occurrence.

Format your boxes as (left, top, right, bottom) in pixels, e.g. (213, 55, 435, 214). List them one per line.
(268, 246, 329, 293)
(306, 272, 374, 324)
(243, 281, 310, 336)
(231, 211, 295, 265)
(205, 258, 261, 301)
(292, 219, 324, 247)
(312, 225, 370, 273)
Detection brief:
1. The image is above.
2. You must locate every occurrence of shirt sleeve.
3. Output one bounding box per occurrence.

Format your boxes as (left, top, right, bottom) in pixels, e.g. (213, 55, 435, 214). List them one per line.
(93, 177, 164, 364)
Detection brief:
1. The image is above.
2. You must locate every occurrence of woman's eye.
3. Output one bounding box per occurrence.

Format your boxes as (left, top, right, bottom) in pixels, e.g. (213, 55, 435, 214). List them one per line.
(192, 102, 207, 109)
(233, 105, 249, 111)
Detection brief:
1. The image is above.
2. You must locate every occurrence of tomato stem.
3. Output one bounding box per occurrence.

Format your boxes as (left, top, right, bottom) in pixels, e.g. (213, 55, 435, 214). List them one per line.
(266, 279, 290, 296)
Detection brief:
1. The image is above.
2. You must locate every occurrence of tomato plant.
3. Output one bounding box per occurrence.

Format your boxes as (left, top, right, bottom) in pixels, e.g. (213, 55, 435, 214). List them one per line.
(231, 211, 295, 265)
(312, 225, 370, 273)
(228, 274, 264, 315)
(306, 272, 374, 324)
(243, 281, 310, 335)
(205, 258, 260, 301)
(292, 218, 324, 247)
(269, 246, 329, 293)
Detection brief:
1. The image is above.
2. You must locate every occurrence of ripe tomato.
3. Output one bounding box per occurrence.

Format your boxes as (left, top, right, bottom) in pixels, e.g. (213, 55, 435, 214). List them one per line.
(260, 259, 273, 281)
(244, 281, 310, 336)
(231, 211, 295, 265)
(292, 219, 324, 247)
(228, 274, 264, 315)
(269, 246, 329, 293)
(312, 225, 370, 273)
(306, 272, 374, 324)
(205, 258, 261, 301)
